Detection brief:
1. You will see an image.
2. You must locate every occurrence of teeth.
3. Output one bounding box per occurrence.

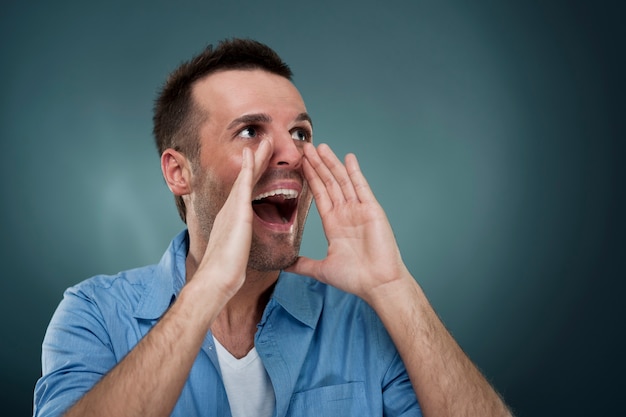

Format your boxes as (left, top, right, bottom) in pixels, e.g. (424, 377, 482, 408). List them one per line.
(253, 188, 299, 201)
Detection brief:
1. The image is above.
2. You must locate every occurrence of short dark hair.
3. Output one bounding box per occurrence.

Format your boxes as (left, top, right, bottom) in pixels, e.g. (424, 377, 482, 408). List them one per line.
(153, 38, 293, 223)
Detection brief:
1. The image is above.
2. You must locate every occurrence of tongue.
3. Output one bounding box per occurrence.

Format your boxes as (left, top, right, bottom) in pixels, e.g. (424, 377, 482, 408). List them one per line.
(252, 195, 295, 224)
(252, 202, 287, 224)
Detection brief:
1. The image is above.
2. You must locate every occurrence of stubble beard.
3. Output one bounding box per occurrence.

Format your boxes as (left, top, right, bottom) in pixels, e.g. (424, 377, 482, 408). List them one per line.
(247, 227, 304, 272)
(192, 170, 308, 273)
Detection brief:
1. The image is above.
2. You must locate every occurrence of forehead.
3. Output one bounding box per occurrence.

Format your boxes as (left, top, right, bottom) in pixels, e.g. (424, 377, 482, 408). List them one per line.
(191, 69, 306, 118)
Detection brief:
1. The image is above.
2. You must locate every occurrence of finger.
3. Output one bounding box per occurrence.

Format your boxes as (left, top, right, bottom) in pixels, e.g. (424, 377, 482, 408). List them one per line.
(229, 140, 272, 204)
(216, 147, 255, 228)
(251, 139, 272, 183)
(302, 156, 333, 215)
(345, 153, 376, 204)
(317, 144, 359, 202)
(204, 147, 255, 261)
(229, 146, 253, 198)
(303, 143, 347, 206)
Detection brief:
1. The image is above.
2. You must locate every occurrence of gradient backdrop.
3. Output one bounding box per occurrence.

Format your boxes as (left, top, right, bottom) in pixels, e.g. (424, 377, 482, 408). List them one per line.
(1, 1, 624, 415)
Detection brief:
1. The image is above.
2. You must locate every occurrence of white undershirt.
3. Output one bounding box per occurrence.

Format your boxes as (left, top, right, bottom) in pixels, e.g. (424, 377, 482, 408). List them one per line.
(214, 337, 275, 417)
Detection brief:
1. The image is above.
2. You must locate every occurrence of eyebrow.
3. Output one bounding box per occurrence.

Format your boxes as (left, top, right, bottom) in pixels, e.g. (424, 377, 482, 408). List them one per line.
(227, 113, 272, 130)
(296, 112, 313, 128)
(227, 112, 313, 130)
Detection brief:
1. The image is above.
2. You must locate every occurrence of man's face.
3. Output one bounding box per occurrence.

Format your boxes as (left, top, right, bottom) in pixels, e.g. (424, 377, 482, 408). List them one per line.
(189, 69, 313, 271)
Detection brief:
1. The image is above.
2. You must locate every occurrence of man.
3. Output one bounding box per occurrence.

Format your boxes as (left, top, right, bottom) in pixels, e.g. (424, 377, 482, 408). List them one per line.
(34, 38, 512, 417)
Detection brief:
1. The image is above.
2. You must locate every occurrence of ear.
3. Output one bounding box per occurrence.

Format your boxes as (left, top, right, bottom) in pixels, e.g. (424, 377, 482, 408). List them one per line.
(161, 149, 192, 196)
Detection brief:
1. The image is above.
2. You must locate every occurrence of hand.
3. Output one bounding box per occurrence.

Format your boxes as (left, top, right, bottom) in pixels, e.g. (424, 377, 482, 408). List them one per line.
(286, 143, 411, 303)
(195, 140, 273, 299)
(288, 144, 514, 417)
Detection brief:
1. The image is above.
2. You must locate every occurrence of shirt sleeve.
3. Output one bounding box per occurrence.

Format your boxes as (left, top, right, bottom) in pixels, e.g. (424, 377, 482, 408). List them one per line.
(381, 348, 423, 416)
(33, 285, 118, 417)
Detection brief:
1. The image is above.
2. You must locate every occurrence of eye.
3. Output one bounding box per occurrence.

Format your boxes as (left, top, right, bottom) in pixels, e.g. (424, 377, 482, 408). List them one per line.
(238, 126, 258, 139)
(291, 128, 311, 142)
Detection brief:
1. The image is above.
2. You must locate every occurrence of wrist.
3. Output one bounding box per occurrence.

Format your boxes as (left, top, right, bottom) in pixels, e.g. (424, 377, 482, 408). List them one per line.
(176, 273, 233, 329)
(364, 268, 423, 310)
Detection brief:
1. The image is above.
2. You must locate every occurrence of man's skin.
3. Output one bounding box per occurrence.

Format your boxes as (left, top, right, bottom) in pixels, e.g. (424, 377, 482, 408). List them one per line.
(64, 69, 511, 417)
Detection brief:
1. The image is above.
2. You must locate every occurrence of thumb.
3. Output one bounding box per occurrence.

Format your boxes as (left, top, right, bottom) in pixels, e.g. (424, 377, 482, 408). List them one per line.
(285, 256, 325, 282)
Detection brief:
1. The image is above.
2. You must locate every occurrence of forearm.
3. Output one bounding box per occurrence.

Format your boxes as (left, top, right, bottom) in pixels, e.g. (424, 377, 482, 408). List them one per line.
(295, 142, 511, 414)
(368, 274, 512, 417)
(63, 279, 221, 417)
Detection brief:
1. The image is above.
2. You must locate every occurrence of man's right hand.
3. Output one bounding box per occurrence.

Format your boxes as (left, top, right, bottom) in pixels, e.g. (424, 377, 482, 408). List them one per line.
(192, 139, 273, 301)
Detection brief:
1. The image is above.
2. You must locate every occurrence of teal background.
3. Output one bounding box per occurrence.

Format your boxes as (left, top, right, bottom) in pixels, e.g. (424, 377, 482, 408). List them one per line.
(1, 0, 623, 415)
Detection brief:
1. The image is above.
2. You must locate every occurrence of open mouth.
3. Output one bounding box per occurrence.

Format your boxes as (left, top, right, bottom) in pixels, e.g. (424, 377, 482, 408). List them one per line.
(252, 189, 299, 225)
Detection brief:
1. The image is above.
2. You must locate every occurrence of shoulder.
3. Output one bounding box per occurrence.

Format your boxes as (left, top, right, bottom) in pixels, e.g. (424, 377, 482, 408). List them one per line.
(64, 264, 158, 309)
(49, 264, 160, 334)
(64, 229, 188, 309)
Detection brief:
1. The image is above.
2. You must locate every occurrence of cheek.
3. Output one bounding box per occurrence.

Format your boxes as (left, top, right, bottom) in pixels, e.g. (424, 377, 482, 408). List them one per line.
(199, 151, 243, 187)
(298, 188, 314, 217)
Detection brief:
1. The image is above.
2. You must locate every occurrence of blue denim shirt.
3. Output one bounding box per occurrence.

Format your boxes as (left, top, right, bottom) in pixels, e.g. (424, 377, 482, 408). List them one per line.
(34, 230, 421, 417)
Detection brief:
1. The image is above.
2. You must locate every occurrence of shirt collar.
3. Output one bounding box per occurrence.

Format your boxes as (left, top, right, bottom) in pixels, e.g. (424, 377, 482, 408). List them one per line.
(272, 271, 324, 329)
(133, 229, 189, 320)
(132, 229, 324, 329)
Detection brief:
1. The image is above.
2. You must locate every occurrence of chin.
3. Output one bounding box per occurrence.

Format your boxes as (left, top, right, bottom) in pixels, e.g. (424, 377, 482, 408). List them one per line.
(248, 235, 302, 272)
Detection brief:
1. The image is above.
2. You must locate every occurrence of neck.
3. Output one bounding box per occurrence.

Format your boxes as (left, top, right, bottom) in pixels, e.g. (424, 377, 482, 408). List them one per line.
(211, 276, 277, 358)
(185, 232, 280, 358)
(214, 276, 277, 327)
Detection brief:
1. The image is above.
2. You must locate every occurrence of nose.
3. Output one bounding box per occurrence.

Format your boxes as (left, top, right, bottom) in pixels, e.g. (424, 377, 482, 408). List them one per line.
(269, 133, 304, 168)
